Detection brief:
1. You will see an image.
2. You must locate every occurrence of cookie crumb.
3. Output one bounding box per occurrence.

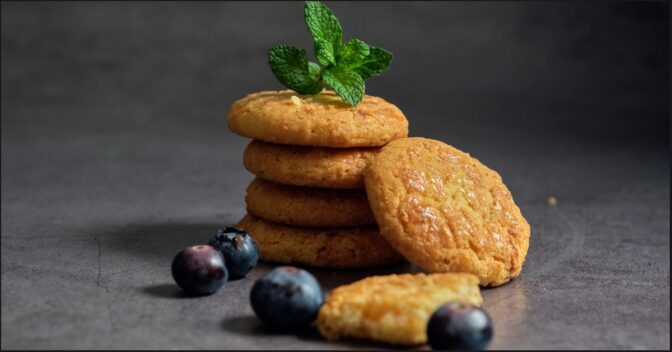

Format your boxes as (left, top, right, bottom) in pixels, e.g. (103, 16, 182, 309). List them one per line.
(547, 196, 557, 206)
(290, 95, 301, 106)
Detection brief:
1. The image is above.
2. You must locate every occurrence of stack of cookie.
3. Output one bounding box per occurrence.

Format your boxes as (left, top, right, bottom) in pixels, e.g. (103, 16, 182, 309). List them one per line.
(227, 90, 409, 269)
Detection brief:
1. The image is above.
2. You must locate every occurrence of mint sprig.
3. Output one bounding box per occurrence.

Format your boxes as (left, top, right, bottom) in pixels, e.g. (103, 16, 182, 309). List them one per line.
(269, 45, 325, 95)
(268, 1, 392, 106)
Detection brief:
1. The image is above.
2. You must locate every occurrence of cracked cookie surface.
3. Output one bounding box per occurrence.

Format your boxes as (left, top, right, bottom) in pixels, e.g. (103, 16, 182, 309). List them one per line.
(364, 137, 531, 286)
(246, 178, 376, 227)
(236, 214, 404, 269)
(317, 272, 483, 345)
(227, 90, 408, 148)
(243, 140, 379, 189)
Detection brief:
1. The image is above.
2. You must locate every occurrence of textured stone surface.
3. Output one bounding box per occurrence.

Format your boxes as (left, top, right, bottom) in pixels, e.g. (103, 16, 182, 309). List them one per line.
(1, 2, 669, 349)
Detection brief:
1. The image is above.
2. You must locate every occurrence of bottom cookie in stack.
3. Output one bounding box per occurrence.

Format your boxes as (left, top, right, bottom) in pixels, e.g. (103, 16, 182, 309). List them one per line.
(237, 214, 404, 269)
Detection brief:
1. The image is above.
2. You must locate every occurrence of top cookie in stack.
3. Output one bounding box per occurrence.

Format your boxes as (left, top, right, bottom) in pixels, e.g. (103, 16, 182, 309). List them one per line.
(227, 89, 408, 269)
(228, 90, 407, 148)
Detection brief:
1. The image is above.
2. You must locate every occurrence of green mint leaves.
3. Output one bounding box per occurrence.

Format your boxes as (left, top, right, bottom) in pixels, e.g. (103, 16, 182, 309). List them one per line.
(322, 67, 365, 106)
(304, 1, 342, 57)
(268, 1, 392, 106)
(269, 45, 325, 95)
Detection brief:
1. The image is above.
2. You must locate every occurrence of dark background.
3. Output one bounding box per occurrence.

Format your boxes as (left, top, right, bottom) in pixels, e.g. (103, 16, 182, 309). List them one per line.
(2, 1, 669, 349)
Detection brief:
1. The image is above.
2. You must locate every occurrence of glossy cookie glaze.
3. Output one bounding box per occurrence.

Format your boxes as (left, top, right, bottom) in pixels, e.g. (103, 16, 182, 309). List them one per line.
(364, 137, 530, 286)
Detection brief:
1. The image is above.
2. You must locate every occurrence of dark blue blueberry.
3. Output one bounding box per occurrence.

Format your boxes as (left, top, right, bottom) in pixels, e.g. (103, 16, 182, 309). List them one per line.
(171, 245, 228, 296)
(427, 302, 493, 350)
(250, 266, 323, 327)
(208, 227, 259, 279)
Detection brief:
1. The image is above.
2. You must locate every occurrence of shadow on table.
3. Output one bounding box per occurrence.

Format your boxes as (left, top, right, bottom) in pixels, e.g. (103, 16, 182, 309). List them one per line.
(221, 316, 424, 350)
(221, 316, 322, 342)
(96, 219, 421, 288)
(97, 221, 233, 263)
(307, 262, 421, 291)
(141, 283, 206, 299)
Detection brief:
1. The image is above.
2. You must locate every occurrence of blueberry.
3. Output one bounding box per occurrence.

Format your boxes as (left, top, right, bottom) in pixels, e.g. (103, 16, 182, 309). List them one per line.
(250, 266, 323, 327)
(427, 302, 493, 350)
(208, 227, 259, 279)
(171, 245, 228, 296)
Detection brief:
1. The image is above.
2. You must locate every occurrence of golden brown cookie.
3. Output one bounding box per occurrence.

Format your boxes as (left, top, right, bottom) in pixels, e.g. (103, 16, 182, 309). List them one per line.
(243, 140, 379, 189)
(227, 90, 408, 148)
(236, 214, 403, 269)
(317, 273, 483, 345)
(364, 137, 531, 287)
(246, 178, 376, 227)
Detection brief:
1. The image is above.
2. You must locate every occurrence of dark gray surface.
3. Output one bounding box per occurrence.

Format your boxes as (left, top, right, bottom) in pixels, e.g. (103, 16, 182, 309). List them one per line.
(1, 1, 669, 350)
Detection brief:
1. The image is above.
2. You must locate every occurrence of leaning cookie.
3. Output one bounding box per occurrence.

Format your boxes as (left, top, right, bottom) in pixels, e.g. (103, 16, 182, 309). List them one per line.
(318, 273, 482, 345)
(236, 214, 404, 269)
(243, 140, 379, 189)
(364, 137, 531, 287)
(245, 178, 376, 227)
(228, 90, 408, 148)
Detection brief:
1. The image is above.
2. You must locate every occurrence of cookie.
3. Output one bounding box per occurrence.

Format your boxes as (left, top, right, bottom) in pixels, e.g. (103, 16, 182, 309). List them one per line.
(236, 214, 403, 269)
(246, 178, 376, 227)
(364, 137, 531, 287)
(227, 90, 408, 148)
(243, 140, 379, 189)
(317, 273, 483, 345)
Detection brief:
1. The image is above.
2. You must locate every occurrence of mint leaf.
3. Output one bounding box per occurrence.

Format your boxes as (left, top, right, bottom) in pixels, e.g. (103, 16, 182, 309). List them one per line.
(323, 67, 364, 106)
(269, 45, 325, 95)
(336, 39, 370, 67)
(304, 1, 342, 51)
(349, 46, 393, 79)
(308, 61, 322, 79)
(315, 39, 336, 66)
(268, 1, 393, 105)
